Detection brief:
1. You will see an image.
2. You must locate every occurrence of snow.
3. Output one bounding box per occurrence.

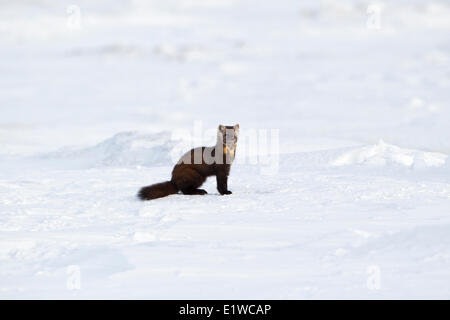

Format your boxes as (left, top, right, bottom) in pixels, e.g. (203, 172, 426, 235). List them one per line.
(41, 131, 179, 168)
(330, 140, 448, 168)
(1, 0, 450, 299)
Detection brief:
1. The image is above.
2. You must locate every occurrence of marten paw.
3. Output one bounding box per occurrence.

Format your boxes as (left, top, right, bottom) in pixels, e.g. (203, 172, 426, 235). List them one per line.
(220, 190, 232, 195)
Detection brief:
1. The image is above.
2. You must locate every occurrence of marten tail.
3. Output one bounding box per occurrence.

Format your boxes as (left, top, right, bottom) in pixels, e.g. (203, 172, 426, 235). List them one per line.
(138, 181, 178, 200)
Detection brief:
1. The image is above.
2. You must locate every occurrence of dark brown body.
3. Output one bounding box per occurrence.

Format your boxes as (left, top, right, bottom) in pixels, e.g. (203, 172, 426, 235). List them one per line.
(172, 146, 232, 195)
(138, 124, 238, 201)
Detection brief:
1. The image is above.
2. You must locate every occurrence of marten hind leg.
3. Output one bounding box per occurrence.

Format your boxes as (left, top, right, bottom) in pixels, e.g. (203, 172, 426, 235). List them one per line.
(181, 187, 208, 195)
(172, 167, 207, 195)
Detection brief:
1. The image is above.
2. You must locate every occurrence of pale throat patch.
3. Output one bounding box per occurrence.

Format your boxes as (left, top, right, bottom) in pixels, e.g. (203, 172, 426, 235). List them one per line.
(223, 145, 236, 160)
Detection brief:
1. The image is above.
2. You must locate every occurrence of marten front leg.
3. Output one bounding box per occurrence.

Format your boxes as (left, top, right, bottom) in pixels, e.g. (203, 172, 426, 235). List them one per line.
(216, 173, 232, 195)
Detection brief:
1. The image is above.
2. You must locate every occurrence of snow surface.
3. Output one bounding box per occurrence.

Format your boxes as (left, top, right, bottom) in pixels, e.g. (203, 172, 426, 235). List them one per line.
(1, 0, 450, 299)
(330, 140, 448, 168)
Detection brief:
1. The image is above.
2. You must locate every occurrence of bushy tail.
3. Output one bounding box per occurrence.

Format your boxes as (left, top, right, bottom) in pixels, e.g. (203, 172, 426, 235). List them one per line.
(138, 181, 178, 200)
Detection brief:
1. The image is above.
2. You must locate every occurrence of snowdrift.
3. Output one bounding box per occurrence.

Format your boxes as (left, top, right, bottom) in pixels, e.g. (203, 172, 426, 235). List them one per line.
(41, 131, 180, 168)
(330, 140, 448, 169)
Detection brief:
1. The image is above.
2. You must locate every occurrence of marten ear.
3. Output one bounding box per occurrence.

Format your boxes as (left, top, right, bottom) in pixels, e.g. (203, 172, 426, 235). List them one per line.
(218, 124, 226, 132)
(234, 124, 239, 134)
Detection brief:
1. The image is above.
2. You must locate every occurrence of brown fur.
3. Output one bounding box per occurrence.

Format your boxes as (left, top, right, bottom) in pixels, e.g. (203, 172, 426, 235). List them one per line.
(138, 124, 239, 200)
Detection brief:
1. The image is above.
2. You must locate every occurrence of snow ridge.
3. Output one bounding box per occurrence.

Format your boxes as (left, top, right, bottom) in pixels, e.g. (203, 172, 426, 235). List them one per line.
(330, 140, 448, 169)
(40, 131, 179, 168)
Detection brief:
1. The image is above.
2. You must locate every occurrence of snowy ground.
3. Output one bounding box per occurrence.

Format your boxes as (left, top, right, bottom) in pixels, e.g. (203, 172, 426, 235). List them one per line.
(1, 0, 450, 299)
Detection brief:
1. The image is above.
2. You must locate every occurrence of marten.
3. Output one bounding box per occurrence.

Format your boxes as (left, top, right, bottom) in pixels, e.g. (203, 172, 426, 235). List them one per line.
(138, 124, 239, 200)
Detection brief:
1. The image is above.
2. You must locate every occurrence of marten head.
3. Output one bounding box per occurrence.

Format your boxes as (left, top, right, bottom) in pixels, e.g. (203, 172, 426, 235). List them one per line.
(217, 124, 239, 158)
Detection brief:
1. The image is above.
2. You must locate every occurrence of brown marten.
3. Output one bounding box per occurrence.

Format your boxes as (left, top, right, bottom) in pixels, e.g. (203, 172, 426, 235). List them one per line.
(138, 124, 239, 200)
